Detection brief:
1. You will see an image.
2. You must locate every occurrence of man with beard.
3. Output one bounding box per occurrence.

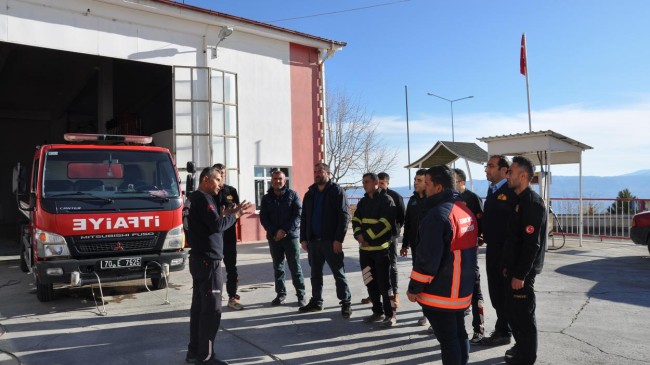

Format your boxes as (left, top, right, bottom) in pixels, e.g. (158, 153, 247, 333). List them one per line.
(298, 162, 352, 318)
(502, 156, 547, 365)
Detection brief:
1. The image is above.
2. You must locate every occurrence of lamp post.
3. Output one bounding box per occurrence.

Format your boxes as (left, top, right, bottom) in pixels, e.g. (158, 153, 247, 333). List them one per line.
(426, 93, 474, 142)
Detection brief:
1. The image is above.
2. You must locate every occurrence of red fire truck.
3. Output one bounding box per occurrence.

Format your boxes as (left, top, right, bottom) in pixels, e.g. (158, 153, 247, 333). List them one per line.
(15, 133, 187, 302)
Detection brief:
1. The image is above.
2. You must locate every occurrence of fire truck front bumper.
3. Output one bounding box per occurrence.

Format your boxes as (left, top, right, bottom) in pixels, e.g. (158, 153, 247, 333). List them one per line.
(34, 250, 187, 286)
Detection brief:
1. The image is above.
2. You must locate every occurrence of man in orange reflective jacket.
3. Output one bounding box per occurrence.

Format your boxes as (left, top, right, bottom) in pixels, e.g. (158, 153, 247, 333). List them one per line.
(407, 165, 478, 365)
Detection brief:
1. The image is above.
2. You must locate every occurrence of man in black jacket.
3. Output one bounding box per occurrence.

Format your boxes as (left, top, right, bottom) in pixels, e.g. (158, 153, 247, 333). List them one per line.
(400, 168, 428, 326)
(259, 169, 306, 306)
(502, 156, 547, 365)
(377, 172, 405, 306)
(186, 167, 251, 365)
(353, 173, 396, 328)
(299, 162, 352, 318)
(213, 164, 244, 311)
(453, 168, 486, 343)
(475, 155, 517, 347)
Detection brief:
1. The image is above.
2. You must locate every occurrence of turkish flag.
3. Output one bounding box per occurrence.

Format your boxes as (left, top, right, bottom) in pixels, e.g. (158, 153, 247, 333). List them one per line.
(520, 34, 527, 76)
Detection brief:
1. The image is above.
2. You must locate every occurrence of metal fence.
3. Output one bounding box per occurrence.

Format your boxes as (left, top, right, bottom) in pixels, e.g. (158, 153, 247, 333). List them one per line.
(550, 198, 650, 240)
(348, 196, 649, 241)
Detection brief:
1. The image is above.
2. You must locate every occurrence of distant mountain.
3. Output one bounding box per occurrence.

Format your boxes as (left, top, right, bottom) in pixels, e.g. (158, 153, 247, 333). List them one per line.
(346, 173, 650, 201)
(622, 169, 650, 177)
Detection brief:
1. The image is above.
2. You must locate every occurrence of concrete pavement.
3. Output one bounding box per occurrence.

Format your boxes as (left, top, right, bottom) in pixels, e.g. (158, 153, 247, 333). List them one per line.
(0, 233, 649, 365)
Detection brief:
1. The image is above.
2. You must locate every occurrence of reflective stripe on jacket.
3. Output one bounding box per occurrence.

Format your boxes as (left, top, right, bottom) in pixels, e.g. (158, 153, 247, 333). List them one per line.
(408, 189, 478, 312)
(352, 188, 395, 248)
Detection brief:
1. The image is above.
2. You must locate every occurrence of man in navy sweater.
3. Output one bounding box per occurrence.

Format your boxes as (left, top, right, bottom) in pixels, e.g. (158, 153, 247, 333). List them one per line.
(259, 169, 306, 306)
(299, 162, 352, 318)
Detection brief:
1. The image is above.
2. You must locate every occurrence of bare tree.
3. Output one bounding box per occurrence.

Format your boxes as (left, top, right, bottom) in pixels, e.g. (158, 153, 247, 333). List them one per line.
(325, 89, 398, 184)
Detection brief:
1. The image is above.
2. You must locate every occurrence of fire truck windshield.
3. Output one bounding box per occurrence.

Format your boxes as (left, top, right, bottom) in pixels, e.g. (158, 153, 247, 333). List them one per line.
(42, 149, 180, 198)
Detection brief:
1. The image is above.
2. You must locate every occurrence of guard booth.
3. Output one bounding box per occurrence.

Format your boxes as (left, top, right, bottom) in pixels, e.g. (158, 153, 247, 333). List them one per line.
(405, 141, 488, 191)
(477, 130, 593, 246)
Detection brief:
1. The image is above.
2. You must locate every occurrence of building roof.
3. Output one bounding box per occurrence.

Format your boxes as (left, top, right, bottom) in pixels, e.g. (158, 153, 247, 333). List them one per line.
(405, 141, 488, 168)
(477, 130, 592, 165)
(477, 130, 592, 151)
(152, 0, 346, 49)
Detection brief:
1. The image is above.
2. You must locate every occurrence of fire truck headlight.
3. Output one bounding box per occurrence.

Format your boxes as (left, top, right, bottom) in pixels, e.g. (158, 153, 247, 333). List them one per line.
(35, 229, 71, 258)
(162, 225, 184, 250)
(44, 244, 71, 257)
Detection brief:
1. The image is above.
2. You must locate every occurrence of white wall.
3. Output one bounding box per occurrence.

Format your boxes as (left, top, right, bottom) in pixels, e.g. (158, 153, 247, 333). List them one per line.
(0, 0, 297, 201)
(211, 31, 294, 200)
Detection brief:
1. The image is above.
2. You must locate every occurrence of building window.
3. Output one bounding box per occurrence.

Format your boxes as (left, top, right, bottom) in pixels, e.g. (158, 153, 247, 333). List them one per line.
(174, 66, 239, 192)
(254, 166, 291, 208)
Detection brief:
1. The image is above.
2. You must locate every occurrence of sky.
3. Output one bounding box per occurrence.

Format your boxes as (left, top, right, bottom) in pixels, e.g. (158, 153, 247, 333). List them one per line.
(183, 0, 650, 187)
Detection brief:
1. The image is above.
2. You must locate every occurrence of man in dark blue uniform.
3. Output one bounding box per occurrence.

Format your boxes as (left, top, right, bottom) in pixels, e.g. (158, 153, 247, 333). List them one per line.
(476, 155, 517, 347)
(407, 165, 478, 364)
(502, 156, 547, 365)
(186, 167, 251, 365)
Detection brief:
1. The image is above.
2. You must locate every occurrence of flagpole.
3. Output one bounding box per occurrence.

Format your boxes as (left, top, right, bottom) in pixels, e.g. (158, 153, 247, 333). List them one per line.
(522, 33, 532, 132)
(405, 84, 412, 190)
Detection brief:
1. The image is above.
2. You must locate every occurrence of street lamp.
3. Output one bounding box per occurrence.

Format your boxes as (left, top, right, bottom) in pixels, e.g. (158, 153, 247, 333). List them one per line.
(426, 93, 474, 142)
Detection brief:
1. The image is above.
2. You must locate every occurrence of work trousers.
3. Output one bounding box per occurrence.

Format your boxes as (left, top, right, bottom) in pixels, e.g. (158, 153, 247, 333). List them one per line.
(486, 242, 511, 335)
(359, 248, 393, 318)
(188, 257, 224, 362)
(307, 238, 351, 305)
(268, 237, 305, 300)
(388, 236, 399, 294)
(505, 273, 538, 364)
(424, 308, 469, 365)
(223, 235, 238, 299)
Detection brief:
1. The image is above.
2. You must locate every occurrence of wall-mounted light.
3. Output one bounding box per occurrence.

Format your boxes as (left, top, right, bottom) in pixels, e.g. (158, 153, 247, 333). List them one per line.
(211, 26, 233, 59)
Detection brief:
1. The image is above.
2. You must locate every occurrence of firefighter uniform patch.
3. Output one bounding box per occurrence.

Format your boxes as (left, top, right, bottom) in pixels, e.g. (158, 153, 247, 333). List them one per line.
(525, 225, 535, 234)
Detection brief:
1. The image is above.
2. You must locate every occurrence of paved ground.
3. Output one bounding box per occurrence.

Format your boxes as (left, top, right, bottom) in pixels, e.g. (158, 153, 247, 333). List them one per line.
(0, 233, 649, 365)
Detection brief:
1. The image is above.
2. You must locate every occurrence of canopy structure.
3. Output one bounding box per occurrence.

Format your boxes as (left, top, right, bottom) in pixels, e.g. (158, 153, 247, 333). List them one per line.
(477, 130, 593, 246)
(405, 141, 488, 190)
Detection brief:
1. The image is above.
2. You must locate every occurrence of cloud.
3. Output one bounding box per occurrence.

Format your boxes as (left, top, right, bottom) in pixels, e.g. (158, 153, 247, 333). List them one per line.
(370, 101, 650, 187)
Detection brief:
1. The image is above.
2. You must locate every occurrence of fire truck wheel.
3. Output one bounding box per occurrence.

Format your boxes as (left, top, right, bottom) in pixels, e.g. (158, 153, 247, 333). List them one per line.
(36, 276, 54, 302)
(20, 243, 29, 273)
(150, 276, 167, 290)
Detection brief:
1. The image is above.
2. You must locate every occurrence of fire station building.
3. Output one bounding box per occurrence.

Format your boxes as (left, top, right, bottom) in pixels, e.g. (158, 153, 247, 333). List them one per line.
(0, 0, 345, 241)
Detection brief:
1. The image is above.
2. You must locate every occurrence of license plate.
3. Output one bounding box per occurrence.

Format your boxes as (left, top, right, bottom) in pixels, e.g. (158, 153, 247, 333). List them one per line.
(100, 257, 142, 269)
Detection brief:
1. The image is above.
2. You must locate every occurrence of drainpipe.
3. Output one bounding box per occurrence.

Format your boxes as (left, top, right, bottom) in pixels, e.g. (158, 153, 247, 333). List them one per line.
(318, 48, 337, 163)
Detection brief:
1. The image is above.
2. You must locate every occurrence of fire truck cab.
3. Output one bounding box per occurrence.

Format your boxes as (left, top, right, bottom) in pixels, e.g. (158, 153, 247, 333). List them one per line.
(15, 133, 187, 302)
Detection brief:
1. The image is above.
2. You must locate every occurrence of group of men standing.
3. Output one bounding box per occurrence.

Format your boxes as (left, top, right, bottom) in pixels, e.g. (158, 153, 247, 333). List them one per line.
(184, 156, 547, 365)
(401, 156, 546, 365)
(390, 155, 546, 365)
